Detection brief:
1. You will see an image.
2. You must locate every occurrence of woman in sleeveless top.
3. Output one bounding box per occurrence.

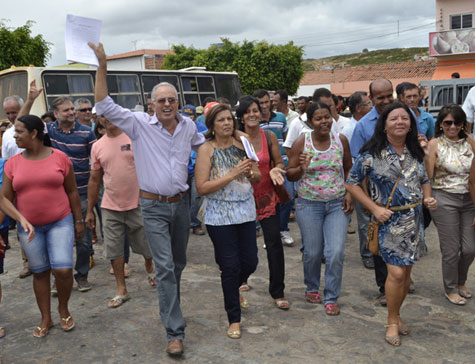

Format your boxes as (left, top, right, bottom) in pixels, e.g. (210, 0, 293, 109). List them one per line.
(426, 104, 475, 306)
(195, 104, 261, 339)
(347, 102, 437, 346)
(287, 102, 353, 316)
(236, 96, 289, 310)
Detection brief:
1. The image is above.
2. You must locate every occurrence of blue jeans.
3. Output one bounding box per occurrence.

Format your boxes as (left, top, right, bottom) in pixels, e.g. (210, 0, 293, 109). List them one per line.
(296, 197, 349, 305)
(279, 175, 296, 232)
(18, 213, 74, 273)
(75, 194, 92, 280)
(140, 196, 190, 341)
(206, 221, 258, 324)
(354, 201, 372, 260)
(187, 174, 202, 228)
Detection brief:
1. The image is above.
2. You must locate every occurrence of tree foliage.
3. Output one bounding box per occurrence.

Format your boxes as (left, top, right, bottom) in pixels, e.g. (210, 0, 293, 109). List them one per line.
(162, 38, 304, 95)
(0, 20, 51, 70)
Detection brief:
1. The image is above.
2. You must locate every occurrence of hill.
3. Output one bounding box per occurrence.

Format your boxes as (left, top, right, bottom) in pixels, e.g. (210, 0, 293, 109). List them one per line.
(303, 47, 430, 71)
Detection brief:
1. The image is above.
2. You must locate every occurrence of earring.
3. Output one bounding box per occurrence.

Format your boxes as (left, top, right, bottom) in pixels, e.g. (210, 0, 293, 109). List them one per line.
(212, 130, 215, 136)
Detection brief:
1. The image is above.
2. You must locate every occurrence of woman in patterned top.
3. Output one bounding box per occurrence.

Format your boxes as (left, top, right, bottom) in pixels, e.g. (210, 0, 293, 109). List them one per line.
(426, 104, 475, 306)
(287, 102, 353, 316)
(346, 102, 437, 346)
(195, 104, 261, 339)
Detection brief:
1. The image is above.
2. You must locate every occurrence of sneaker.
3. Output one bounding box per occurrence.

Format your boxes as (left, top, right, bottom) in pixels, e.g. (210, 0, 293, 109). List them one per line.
(51, 282, 58, 297)
(76, 277, 91, 292)
(280, 231, 295, 247)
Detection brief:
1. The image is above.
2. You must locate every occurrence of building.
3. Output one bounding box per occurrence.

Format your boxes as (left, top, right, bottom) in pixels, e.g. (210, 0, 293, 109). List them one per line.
(430, 0, 475, 79)
(106, 49, 174, 70)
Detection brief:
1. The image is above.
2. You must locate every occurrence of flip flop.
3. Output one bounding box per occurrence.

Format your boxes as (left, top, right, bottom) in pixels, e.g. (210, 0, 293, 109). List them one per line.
(108, 294, 130, 308)
(60, 316, 75, 332)
(274, 298, 290, 310)
(325, 303, 340, 315)
(33, 323, 54, 338)
(445, 293, 466, 305)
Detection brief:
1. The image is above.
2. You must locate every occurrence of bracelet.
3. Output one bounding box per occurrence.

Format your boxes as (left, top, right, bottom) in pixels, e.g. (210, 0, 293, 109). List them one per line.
(74, 219, 84, 224)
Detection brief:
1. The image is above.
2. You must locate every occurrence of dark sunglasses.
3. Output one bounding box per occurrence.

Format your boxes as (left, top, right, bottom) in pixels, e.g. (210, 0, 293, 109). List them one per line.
(79, 107, 93, 112)
(442, 120, 463, 127)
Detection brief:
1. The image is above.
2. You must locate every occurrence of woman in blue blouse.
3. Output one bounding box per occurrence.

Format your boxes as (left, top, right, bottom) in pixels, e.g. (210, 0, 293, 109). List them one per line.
(195, 103, 261, 339)
(346, 102, 437, 347)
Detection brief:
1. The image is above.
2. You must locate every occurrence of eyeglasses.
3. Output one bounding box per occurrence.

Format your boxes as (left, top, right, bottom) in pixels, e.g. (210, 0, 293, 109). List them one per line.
(442, 120, 463, 127)
(156, 97, 177, 104)
(78, 107, 93, 112)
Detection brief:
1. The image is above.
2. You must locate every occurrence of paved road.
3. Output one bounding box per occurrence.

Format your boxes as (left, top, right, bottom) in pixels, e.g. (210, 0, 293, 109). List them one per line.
(0, 218, 474, 364)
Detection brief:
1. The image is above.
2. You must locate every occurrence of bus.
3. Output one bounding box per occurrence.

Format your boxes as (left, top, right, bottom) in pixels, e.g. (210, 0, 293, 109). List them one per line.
(419, 77, 475, 117)
(0, 66, 243, 121)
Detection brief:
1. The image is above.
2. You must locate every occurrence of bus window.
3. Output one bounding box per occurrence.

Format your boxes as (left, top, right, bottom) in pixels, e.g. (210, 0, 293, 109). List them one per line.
(180, 75, 216, 107)
(0, 71, 28, 120)
(141, 74, 181, 101)
(43, 73, 95, 110)
(107, 74, 142, 110)
(182, 77, 198, 92)
(197, 77, 214, 92)
(184, 94, 200, 107)
(215, 75, 239, 107)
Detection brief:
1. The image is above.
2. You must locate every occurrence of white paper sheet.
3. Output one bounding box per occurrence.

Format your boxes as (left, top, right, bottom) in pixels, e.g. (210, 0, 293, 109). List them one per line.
(65, 14, 102, 66)
(240, 136, 259, 162)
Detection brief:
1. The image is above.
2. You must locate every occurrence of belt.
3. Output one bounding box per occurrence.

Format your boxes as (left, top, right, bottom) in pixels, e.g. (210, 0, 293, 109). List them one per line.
(139, 190, 188, 203)
(389, 200, 422, 211)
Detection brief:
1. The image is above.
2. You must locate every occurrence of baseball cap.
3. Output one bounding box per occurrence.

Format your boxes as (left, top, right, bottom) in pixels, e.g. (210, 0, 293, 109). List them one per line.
(181, 104, 197, 117)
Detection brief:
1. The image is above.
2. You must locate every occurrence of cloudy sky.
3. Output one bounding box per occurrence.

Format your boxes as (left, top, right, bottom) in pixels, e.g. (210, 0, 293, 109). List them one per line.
(3, 0, 436, 66)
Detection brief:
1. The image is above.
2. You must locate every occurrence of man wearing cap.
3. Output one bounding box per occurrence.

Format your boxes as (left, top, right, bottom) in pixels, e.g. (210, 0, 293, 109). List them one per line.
(182, 105, 208, 235)
(90, 42, 205, 357)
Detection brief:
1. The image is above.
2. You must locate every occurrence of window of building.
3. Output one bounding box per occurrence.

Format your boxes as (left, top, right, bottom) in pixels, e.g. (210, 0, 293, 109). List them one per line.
(450, 13, 473, 29)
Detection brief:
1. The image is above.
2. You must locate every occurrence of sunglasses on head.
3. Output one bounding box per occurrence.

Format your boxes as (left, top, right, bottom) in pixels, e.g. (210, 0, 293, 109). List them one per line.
(442, 120, 463, 127)
(79, 107, 93, 112)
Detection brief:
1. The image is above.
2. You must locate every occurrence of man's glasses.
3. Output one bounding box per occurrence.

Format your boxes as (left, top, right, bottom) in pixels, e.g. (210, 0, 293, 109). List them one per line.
(442, 120, 463, 127)
(156, 97, 177, 104)
(78, 107, 93, 112)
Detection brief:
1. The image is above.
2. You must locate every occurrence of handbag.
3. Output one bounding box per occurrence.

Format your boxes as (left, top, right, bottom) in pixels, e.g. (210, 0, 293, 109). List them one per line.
(264, 130, 290, 204)
(366, 154, 407, 255)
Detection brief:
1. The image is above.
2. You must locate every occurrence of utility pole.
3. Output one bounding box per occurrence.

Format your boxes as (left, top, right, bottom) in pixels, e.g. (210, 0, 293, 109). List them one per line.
(397, 20, 399, 37)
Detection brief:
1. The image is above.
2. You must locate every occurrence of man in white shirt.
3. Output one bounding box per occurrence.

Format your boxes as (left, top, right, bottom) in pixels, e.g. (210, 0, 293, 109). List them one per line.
(272, 90, 299, 126)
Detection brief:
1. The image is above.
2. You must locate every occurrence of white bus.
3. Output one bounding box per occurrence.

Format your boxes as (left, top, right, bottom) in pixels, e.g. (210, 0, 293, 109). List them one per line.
(0, 66, 243, 121)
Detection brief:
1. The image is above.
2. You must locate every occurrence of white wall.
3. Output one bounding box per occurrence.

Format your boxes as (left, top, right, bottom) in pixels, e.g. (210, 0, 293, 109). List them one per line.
(107, 56, 144, 70)
(295, 84, 331, 98)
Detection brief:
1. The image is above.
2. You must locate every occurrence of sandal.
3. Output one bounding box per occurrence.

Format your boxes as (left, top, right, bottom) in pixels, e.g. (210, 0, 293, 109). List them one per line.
(445, 293, 466, 305)
(458, 286, 473, 299)
(324, 303, 340, 315)
(274, 298, 290, 310)
(60, 316, 75, 331)
(384, 323, 401, 346)
(305, 292, 321, 304)
(240, 295, 249, 309)
(239, 283, 250, 292)
(33, 323, 53, 338)
(147, 273, 156, 287)
(108, 295, 130, 308)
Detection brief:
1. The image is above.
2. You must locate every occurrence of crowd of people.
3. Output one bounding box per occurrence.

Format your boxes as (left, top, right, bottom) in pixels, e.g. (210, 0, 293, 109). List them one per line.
(0, 41, 474, 353)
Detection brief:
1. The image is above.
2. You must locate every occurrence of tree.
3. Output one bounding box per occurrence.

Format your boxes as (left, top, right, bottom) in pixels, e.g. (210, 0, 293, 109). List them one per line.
(0, 20, 51, 70)
(162, 38, 304, 95)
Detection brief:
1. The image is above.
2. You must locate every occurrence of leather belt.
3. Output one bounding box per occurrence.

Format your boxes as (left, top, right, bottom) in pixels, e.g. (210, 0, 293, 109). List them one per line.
(139, 190, 187, 203)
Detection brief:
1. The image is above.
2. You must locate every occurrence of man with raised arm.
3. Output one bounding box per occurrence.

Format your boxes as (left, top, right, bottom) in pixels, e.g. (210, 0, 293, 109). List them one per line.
(90, 42, 204, 357)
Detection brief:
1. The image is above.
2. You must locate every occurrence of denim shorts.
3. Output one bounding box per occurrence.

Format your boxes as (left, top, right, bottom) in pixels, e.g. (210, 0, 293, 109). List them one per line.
(18, 213, 74, 273)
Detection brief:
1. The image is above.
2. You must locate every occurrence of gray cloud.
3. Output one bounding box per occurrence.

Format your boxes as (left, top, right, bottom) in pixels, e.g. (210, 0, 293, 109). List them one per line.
(2, 0, 435, 66)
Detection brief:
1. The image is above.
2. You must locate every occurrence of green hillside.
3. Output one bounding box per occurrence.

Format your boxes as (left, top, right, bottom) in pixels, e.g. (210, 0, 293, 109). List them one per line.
(304, 47, 430, 71)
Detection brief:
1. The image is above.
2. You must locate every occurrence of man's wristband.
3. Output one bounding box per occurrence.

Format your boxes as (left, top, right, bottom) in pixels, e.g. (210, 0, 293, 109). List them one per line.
(75, 219, 84, 224)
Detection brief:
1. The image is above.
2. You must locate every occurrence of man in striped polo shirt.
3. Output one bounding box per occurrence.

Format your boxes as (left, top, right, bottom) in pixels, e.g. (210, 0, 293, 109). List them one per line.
(47, 97, 96, 292)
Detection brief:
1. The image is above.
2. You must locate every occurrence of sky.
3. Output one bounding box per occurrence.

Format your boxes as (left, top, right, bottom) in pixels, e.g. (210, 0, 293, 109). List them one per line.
(2, 0, 436, 66)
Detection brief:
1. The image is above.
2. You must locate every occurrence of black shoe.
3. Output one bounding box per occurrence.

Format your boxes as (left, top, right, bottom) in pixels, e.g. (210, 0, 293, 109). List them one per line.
(362, 258, 375, 269)
(377, 293, 387, 306)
